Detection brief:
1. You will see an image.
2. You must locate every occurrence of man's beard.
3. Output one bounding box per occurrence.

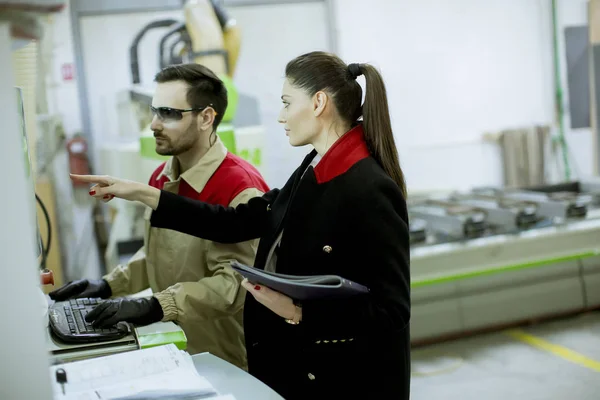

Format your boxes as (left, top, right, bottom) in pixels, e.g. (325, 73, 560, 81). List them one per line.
(154, 120, 197, 156)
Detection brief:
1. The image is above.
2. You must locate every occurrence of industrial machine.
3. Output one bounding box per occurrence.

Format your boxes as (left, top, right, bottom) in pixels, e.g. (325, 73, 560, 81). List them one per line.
(409, 182, 600, 345)
(409, 218, 428, 245)
(449, 192, 539, 232)
(409, 199, 488, 240)
(477, 188, 590, 221)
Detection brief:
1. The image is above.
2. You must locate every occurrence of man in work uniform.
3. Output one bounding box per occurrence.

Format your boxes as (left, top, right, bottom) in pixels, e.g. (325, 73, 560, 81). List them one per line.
(50, 63, 269, 370)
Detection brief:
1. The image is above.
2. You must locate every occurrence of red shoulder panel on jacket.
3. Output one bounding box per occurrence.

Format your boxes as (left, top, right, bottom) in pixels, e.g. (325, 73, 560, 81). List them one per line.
(199, 153, 269, 206)
(149, 156, 268, 206)
(148, 162, 169, 189)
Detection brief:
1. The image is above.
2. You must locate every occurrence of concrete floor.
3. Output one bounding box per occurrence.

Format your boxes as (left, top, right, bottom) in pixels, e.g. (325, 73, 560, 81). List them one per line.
(411, 312, 600, 400)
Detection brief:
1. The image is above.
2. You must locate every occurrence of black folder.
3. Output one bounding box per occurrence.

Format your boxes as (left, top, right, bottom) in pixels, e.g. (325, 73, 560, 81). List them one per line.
(231, 261, 369, 301)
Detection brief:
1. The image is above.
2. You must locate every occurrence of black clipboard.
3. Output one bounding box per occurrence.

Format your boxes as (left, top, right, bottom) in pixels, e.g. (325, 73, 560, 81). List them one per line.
(231, 261, 369, 301)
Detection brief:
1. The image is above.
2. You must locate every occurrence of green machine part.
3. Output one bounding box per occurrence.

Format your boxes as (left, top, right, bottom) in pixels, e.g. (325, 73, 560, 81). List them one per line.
(139, 121, 238, 161)
(139, 74, 239, 160)
(411, 249, 600, 288)
(220, 74, 238, 125)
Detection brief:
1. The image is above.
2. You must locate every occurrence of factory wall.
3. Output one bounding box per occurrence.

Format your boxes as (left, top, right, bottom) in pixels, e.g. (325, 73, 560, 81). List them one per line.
(334, 0, 593, 191)
(47, 0, 595, 192)
(49, 1, 330, 187)
(44, 0, 82, 138)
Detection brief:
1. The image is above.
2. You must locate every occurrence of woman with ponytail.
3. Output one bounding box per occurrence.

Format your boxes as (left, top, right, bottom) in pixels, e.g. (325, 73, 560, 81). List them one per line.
(74, 51, 411, 399)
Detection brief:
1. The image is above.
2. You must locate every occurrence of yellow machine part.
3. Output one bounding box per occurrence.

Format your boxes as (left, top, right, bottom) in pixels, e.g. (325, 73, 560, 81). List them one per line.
(184, 0, 227, 76)
(222, 22, 241, 77)
(183, 0, 241, 78)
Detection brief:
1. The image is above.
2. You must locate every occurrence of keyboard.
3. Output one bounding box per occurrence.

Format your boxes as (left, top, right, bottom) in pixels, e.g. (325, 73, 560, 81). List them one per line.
(49, 298, 130, 344)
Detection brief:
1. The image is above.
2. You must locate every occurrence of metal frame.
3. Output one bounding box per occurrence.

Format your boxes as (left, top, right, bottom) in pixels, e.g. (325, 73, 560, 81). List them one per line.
(69, 0, 337, 164)
(589, 0, 600, 176)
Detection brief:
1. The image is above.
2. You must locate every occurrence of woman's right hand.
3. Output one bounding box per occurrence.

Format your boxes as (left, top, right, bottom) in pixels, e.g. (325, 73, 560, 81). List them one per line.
(70, 174, 161, 209)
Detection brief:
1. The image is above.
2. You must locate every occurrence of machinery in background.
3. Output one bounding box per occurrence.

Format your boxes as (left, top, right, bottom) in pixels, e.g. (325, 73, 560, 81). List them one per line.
(449, 192, 539, 232)
(499, 190, 589, 220)
(101, 0, 265, 271)
(408, 180, 600, 346)
(409, 218, 428, 244)
(409, 183, 594, 245)
(409, 200, 488, 241)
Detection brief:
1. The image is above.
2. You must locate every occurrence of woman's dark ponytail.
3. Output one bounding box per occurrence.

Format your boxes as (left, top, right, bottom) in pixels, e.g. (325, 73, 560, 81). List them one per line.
(357, 64, 407, 197)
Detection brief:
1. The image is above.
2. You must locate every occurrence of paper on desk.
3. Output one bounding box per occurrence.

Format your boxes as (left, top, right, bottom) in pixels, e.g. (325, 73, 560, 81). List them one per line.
(110, 393, 236, 400)
(50, 344, 216, 400)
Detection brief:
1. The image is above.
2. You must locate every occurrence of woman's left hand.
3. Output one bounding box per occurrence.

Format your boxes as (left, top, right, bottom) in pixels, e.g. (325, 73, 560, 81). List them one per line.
(242, 279, 299, 320)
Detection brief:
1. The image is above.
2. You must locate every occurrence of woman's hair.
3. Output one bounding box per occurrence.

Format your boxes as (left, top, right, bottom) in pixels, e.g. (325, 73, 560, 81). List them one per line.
(285, 51, 407, 197)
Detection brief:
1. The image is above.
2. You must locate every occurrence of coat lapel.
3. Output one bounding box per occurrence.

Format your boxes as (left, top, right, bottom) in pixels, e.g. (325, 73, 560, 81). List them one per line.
(254, 150, 318, 269)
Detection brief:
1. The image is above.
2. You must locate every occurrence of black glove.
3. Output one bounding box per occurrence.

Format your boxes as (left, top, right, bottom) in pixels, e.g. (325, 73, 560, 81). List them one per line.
(49, 279, 112, 301)
(85, 297, 164, 328)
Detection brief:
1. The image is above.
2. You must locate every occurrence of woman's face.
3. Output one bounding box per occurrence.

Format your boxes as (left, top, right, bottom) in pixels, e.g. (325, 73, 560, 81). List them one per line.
(278, 78, 322, 147)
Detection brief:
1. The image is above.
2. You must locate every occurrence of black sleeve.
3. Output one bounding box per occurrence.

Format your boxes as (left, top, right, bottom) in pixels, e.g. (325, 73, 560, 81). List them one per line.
(150, 188, 280, 244)
(301, 179, 410, 338)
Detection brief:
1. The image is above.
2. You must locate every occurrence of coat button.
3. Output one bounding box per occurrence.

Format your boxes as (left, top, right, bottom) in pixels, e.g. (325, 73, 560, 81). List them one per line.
(308, 373, 316, 380)
(322, 245, 332, 253)
(266, 204, 271, 211)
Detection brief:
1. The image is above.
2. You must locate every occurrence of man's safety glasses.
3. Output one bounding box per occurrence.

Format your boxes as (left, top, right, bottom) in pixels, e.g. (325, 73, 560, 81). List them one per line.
(150, 104, 215, 121)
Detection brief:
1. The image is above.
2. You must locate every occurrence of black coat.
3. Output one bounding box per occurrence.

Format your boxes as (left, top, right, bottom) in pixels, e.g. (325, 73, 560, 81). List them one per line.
(151, 125, 411, 399)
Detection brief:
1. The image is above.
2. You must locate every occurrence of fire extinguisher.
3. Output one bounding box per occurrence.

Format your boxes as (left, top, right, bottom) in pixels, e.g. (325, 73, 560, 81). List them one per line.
(67, 134, 91, 186)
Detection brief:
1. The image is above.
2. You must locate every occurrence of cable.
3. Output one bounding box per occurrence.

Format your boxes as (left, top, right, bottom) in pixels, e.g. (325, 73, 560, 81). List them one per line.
(564, 138, 581, 180)
(36, 193, 51, 270)
(551, 0, 572, 181)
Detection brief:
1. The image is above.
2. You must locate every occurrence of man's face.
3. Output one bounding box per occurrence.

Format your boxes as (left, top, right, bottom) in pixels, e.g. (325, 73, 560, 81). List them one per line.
(150, 81, 200, 156)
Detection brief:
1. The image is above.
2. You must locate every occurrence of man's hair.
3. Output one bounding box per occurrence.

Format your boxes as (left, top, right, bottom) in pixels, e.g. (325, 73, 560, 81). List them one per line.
(154, 63, 227, 130)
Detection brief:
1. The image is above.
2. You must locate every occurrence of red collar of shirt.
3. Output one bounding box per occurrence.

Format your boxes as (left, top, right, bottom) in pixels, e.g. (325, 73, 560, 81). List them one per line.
(314, 124, 370, 184)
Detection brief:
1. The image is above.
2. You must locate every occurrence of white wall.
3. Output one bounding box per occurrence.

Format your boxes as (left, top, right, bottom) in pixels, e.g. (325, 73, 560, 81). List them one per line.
(45, 0, 82, 135)
(334, 0, 594, 191)
(229, 3, 330, 187)
(555, 0, 594, 180)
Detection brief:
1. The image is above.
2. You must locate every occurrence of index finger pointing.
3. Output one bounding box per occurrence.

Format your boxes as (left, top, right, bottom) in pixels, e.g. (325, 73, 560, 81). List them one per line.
(70, 174, 111, 186)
